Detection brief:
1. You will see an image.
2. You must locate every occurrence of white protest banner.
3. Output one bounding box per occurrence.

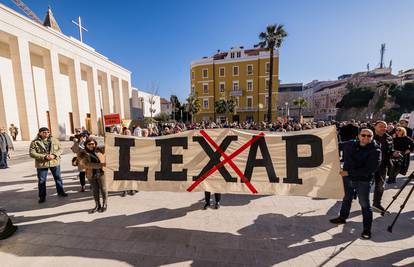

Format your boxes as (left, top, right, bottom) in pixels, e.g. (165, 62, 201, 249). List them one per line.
(104, 126, 343, 199)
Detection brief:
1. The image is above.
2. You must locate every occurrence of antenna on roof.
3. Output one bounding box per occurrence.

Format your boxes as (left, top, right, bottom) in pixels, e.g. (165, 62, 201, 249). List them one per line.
(366, 63, 370, 72)
(379, 43, 386, 69)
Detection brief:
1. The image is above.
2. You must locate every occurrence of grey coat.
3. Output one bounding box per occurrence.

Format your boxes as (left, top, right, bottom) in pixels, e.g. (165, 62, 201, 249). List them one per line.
(0, 133, 13, 153)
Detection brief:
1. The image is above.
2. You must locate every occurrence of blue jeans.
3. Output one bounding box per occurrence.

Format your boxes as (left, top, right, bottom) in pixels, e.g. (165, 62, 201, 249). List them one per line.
(339, 176, 373, 231)
(0, 152, 8, 168)
(37, 165, 65, 198)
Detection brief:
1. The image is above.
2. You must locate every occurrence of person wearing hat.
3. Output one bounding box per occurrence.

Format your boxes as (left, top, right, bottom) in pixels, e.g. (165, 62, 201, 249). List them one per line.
(29, 127, 67, 203)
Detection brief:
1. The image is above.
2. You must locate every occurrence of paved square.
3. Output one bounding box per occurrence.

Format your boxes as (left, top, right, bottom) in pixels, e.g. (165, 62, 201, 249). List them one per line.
(0, 143, 413, 266)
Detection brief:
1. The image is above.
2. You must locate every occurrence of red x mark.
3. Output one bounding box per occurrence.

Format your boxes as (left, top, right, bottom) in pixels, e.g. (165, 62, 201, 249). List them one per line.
(187, 130, 265, 194)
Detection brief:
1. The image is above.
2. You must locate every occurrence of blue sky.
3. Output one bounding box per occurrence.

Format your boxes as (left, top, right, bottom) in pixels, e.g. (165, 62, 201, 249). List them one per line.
(4, 0, 414, 101)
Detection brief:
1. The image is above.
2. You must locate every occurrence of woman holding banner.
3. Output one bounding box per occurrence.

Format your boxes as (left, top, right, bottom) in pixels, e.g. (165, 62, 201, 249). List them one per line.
(78, 138, 107, 213)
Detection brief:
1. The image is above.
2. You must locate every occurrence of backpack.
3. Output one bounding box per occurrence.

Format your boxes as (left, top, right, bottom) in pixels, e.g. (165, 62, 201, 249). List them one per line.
(0, 209, 18, 240)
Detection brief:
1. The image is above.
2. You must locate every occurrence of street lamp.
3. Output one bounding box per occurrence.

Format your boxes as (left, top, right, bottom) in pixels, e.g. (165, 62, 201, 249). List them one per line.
(97, 88, 105, 136)
(285, 102, 289, 120)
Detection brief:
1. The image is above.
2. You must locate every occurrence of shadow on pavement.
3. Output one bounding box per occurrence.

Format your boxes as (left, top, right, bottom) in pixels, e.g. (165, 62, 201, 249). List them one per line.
(1, 194, 413, 266)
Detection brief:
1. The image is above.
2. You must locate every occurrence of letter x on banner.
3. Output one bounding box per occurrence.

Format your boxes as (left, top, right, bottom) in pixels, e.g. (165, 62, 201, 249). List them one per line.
(187, 130, 265, 194)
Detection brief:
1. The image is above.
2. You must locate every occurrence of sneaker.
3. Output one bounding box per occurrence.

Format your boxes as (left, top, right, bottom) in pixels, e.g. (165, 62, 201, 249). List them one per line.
(372, 204, 385, 213)
(361, 230, 371, 239)
(38, 197, 46, 204)
(203, 203, 210, 210)
(329, 217, 346, 224)
(58, 192, 68, 197)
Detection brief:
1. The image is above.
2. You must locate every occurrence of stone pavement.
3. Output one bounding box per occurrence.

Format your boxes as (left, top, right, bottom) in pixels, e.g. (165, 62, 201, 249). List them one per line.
(0, 153, 413, 267)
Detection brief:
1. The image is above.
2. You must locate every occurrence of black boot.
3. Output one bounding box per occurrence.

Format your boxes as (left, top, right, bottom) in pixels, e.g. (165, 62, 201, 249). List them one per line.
(99, 199, 107, 213)
(89, 201, 101, 214)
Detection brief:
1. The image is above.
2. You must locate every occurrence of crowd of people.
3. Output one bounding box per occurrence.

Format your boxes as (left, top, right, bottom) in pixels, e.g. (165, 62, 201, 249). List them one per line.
(2, 116, 412, 238)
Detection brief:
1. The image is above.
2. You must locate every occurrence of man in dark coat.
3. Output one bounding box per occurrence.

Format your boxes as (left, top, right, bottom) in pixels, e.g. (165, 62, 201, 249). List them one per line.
(330, 128, 381, 239)
(372, 121, 399, 212)
(0, 126, 14, 169)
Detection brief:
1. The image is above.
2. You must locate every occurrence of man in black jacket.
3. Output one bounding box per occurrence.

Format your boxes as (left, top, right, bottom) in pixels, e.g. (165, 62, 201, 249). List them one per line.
(372, 121, 399, 212)
(330, 128, 381, 239)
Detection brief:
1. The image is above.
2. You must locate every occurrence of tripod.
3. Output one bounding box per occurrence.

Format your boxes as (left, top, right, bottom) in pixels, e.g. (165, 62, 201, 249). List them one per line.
(381, 172, 414, 232)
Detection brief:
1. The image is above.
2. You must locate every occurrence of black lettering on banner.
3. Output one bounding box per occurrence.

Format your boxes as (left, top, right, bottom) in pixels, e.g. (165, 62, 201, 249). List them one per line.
(282, 135, 323, 184)
(244, 135, 279, 183)
(113, 137, 149, 181)
(192, 136, 238, 182)
(155, 137, 188, 181)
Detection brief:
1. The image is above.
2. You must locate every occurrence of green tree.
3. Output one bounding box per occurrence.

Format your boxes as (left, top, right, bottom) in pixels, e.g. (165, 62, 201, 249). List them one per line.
(186, 95, 201, 123)
(215, 98, 236, 121)
(293, 97, 308, 119)
(215, 99, 227, 114)
(336, 84, 375, 109)
(256, 24, 288, 122)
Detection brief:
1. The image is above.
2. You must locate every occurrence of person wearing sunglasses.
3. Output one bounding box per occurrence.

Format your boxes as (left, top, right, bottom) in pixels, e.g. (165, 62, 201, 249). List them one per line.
(387, 127, 414, 184)
(330, 128, 381, 239)
(78, 138, 107, 213)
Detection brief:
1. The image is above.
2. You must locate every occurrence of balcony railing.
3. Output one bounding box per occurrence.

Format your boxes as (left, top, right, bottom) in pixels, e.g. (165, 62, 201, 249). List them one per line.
(236, 107, 257, 112)
(229, 89, 243, 96)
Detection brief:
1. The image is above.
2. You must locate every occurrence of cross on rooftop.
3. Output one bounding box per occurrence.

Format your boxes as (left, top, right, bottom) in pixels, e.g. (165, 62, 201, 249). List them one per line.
(71, 16, 88, 43)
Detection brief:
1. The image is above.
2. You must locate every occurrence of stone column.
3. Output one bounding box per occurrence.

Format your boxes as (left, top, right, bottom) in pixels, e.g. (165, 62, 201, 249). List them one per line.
(93, 66, 104, 135)
(44, 49, 61, 138)
(11, 37, 38, 140)
(122, 79, 131, 119)
(68, 57, 81, 130)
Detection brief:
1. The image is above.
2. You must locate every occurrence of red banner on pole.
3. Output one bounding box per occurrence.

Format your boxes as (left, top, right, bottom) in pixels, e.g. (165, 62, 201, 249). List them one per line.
(104, 114, 121, 126)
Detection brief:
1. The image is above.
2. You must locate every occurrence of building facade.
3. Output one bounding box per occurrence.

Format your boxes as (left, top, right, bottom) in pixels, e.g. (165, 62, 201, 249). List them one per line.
(399, 69, 414, 85)
(277, 83, 303, 119)
(160, 98, 172, 115)
(304, 68, 400, 120)
(0, 4, 132, 140)
(190, 46, 279, 122)
(131, 88, 161, 119)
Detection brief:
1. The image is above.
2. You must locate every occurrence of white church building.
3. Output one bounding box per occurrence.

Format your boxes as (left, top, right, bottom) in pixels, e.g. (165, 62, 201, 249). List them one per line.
(0, 4, 132, 140)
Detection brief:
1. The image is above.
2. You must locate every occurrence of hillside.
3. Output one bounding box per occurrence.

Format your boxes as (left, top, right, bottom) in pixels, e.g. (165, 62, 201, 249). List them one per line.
(336, 82, 414, 121)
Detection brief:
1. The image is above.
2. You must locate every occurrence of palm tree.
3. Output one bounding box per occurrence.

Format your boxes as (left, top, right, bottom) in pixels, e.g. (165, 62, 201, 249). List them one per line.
(215, 99, 236, 121)
(186, 95, 201, 123)
(293, 97, 308, 120)
(214, 99, 226, 114)
(256, 24, 288, 122)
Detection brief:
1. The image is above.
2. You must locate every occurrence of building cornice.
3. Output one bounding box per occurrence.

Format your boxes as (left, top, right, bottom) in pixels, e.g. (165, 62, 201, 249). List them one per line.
(0, 3, 131, 74)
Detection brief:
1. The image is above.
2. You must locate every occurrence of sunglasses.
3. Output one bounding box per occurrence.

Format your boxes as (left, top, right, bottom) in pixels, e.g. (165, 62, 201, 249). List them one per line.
(396, 129, 402, 132)
(360, 134, 373, 138)
(86, 143, 96, 146)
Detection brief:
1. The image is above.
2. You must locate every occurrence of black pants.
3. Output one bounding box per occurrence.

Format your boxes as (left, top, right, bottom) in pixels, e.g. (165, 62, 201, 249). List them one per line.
(90, 173, 107, 205)
(0, 152, 8, 169)
(205, 192, 221, 205)
(79, 171, 86, 186)
(373, 165, 387, 205)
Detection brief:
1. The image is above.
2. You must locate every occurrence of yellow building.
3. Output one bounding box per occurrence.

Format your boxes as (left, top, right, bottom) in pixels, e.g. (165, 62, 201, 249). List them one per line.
(190, 46, 279, 122)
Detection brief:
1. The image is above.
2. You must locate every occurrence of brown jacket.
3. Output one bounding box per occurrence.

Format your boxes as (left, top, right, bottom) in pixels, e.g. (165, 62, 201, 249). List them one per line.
(77, 150, 105, 179)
